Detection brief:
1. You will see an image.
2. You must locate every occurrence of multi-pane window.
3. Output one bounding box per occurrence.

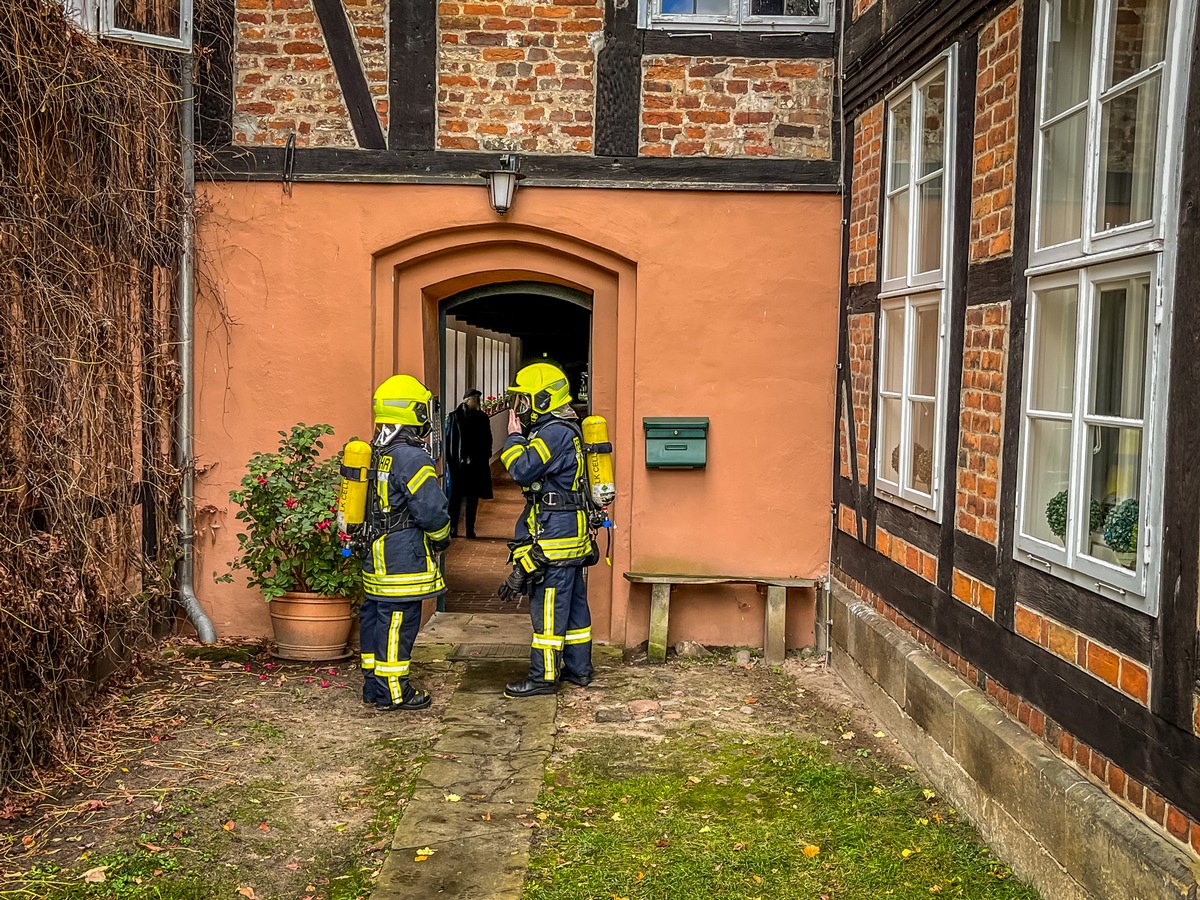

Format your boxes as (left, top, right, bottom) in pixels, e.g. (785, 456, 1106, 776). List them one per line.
(1034, 0, 1170, 257)
(876, 53, 956, 514)
(65, 0, 193, 51)
(645, 0, 831, 30)
(1018, 0, 1187, 610)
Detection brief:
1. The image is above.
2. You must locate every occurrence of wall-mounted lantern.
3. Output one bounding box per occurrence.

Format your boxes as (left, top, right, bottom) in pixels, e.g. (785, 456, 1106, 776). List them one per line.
(479, 154, 525, 216)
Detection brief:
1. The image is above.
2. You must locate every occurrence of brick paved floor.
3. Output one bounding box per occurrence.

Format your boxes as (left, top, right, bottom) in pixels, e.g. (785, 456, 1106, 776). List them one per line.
(443, 465, 528, 614)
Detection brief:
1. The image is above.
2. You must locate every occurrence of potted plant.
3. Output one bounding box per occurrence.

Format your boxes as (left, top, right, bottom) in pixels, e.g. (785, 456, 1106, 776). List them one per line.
(1103, 498, 1139, 569)
(1045, 490, 1107, 547)
(219, 424, 362, 659)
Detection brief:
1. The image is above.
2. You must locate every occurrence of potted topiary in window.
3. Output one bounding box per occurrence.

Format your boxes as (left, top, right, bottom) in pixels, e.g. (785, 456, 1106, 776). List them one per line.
(218, 424, 362, 659)
(1045, 490, 1107, 548)
(1103, 498, 1139, 569)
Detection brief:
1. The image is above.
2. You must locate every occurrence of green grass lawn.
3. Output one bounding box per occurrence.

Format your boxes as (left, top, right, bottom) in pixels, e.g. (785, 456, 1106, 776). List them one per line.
(524, 730, 1041, 900)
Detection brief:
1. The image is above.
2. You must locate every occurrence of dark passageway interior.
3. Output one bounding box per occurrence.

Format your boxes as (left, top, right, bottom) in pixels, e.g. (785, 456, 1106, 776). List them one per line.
(440, 285, 593, 613)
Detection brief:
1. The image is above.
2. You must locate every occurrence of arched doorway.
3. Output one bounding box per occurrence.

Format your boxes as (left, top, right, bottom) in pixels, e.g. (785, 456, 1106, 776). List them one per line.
(438, 281, 594, 614)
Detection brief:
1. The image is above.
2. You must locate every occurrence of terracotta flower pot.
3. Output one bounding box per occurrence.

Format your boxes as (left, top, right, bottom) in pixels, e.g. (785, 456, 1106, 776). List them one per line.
(268, 592, 353, 660)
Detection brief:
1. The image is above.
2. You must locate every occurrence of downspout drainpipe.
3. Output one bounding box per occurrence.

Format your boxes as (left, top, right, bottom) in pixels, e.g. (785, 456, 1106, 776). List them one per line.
(176, 55, 217, 644)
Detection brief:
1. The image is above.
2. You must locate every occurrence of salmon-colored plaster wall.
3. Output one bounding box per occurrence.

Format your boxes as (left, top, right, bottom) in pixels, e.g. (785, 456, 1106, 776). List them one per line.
(194, 181, 839, 650)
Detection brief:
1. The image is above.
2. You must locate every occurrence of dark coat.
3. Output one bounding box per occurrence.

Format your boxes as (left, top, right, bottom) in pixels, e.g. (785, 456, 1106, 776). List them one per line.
(445, 404, 494, 499)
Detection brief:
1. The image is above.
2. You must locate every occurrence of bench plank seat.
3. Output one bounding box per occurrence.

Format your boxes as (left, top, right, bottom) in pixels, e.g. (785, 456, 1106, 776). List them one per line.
(624, 572, 820, 664)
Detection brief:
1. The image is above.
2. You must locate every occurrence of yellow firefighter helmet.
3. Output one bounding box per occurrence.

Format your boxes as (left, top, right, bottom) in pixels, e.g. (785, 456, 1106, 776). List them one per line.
(373, 374, 432, 428)
(506, 363, 571, 424)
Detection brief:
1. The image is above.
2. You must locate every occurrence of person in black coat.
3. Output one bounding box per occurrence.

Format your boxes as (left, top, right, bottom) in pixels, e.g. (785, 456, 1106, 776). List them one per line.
(444, 388, 494, 538)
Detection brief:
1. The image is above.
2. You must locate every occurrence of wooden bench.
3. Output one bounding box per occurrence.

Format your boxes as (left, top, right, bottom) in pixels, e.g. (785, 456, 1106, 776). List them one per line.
(624, 572, 824, 665)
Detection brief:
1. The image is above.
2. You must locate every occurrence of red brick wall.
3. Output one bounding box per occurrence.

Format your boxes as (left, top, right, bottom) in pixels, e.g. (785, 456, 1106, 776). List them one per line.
(970, 1, 1021, 261)
(234, 0, 356, 147)
(847, 313, 874, 486)
(876, 527, 937, 584)
(848, 104, 883, 286)
(955, 302, 1007, 543)
(346, 0, 389, 134)
(950, 569, 996, 618)
(638, 57, 834, 159)
(436, 0, 601, 153)
(1014, 604, 1151, 705)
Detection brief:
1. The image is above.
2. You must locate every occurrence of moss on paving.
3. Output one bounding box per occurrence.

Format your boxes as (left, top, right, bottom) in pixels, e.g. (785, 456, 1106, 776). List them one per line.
(524, 730, 1041, 900)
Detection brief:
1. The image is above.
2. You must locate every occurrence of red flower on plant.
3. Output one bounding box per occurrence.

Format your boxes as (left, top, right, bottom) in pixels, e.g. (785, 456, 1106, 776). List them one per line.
(256, 476, 268, 485)
(285, 497, 297, 509)
(338, 531, 351, 541)
(316, 520, 331, 531)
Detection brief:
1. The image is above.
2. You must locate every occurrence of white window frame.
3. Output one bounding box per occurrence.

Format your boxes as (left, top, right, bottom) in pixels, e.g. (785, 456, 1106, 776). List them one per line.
(1017, 258, 1163, 610)
(1030, 0, 1181, 267)
(874, 48, 958, 518)
(99, 0, 193, 52)
(1017, 0, 1194, 612)
(641, 0, 833, 31)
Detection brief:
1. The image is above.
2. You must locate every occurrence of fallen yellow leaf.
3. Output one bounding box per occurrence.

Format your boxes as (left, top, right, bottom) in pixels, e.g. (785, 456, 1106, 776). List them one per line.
(841, 731, 855, 740)
(872, 787, 883, 794)
(687, 776, 701, 784)
(416, 847, 435, 856)
(803, 845, 820, 857)
(82, 867, 109, 884)
(611, 812, 622, 821)
(444, 794, 461, 802)
(922, 790, 936, 801)
(874, 731, 887, 738)
(222, 821, 236, 832)
(753, 874, 764, 883)
(237, 888, 257, 899)
(414, 855, 429, 862)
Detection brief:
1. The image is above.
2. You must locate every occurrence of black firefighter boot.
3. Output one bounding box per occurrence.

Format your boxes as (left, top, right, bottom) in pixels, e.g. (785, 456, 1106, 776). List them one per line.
(376, 677, 432, 712)
(504, 677, 558, 699)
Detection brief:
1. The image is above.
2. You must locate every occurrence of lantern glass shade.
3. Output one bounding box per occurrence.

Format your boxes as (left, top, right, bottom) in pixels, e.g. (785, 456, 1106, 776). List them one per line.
(486, 170, 520, 214)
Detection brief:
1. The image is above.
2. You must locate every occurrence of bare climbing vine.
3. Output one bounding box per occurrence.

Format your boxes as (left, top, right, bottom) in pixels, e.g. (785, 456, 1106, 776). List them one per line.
(0, 0, 186, 791)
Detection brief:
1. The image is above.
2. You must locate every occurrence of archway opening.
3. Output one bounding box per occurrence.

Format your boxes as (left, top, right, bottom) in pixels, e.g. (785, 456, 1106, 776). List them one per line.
(438, 281, 593, 614)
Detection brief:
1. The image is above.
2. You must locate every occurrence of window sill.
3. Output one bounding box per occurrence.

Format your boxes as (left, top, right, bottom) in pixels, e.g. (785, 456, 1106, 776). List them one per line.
(644, 20, 835, 32)
(874, 487, 940, 524)
(1016, 547, 1154, 614)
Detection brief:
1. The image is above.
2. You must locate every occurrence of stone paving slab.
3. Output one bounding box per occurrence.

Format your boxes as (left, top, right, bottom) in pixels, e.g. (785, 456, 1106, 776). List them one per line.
(435, 722, 556, 756)
(454, 659, 533, 694)
(451, 642, 531, 660)
(410, 775, 543, 806)
(373, 831, 530, 898)
(417, 751, 549, 788)
(370, 654, 559, 900)
(391, 798, 532, 849)
(418, 613, 533, 646)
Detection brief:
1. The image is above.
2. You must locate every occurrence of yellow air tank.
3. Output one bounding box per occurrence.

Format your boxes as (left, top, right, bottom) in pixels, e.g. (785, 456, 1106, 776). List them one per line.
(581, 416, 616, 508)
(337, 440, 373, 534)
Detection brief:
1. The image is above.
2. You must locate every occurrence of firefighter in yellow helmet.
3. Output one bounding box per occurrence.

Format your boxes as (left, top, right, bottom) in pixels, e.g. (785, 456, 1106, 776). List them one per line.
(498, 363, 600, 698)
(358, 374, 451, 711)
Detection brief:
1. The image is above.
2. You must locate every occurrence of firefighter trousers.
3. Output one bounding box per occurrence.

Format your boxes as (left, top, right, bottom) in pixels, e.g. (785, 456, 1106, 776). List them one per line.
(528, 566, 592, 684)
(360, 597, 423, 705)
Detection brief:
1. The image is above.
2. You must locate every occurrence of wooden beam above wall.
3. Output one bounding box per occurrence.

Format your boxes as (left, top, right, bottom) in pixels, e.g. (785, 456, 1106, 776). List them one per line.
(204, 145, 841, 189)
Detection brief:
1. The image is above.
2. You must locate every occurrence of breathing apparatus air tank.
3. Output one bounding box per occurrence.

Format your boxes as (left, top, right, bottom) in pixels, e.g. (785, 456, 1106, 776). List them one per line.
(581, 416, 616, 508)
(337, 439, 373, 555)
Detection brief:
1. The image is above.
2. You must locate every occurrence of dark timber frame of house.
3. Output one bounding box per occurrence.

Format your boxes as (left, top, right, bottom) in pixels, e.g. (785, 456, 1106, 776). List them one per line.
(833, 0, 1200, 826)
(195, 0, 840, 189)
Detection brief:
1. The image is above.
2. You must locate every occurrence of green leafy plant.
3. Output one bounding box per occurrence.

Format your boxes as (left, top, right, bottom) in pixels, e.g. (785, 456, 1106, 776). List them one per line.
(1103, 498, 1139, 555)
(218, 424, 361, 603)
(1045, 490, 1107, 540)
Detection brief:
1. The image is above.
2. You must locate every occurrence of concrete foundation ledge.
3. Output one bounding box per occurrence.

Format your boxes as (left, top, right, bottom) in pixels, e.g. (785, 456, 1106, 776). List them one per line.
(830, 584, 1200, 900)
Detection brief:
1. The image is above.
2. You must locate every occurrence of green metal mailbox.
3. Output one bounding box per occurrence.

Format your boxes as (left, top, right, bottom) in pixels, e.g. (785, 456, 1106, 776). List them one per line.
(643, 417, 709, 469)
